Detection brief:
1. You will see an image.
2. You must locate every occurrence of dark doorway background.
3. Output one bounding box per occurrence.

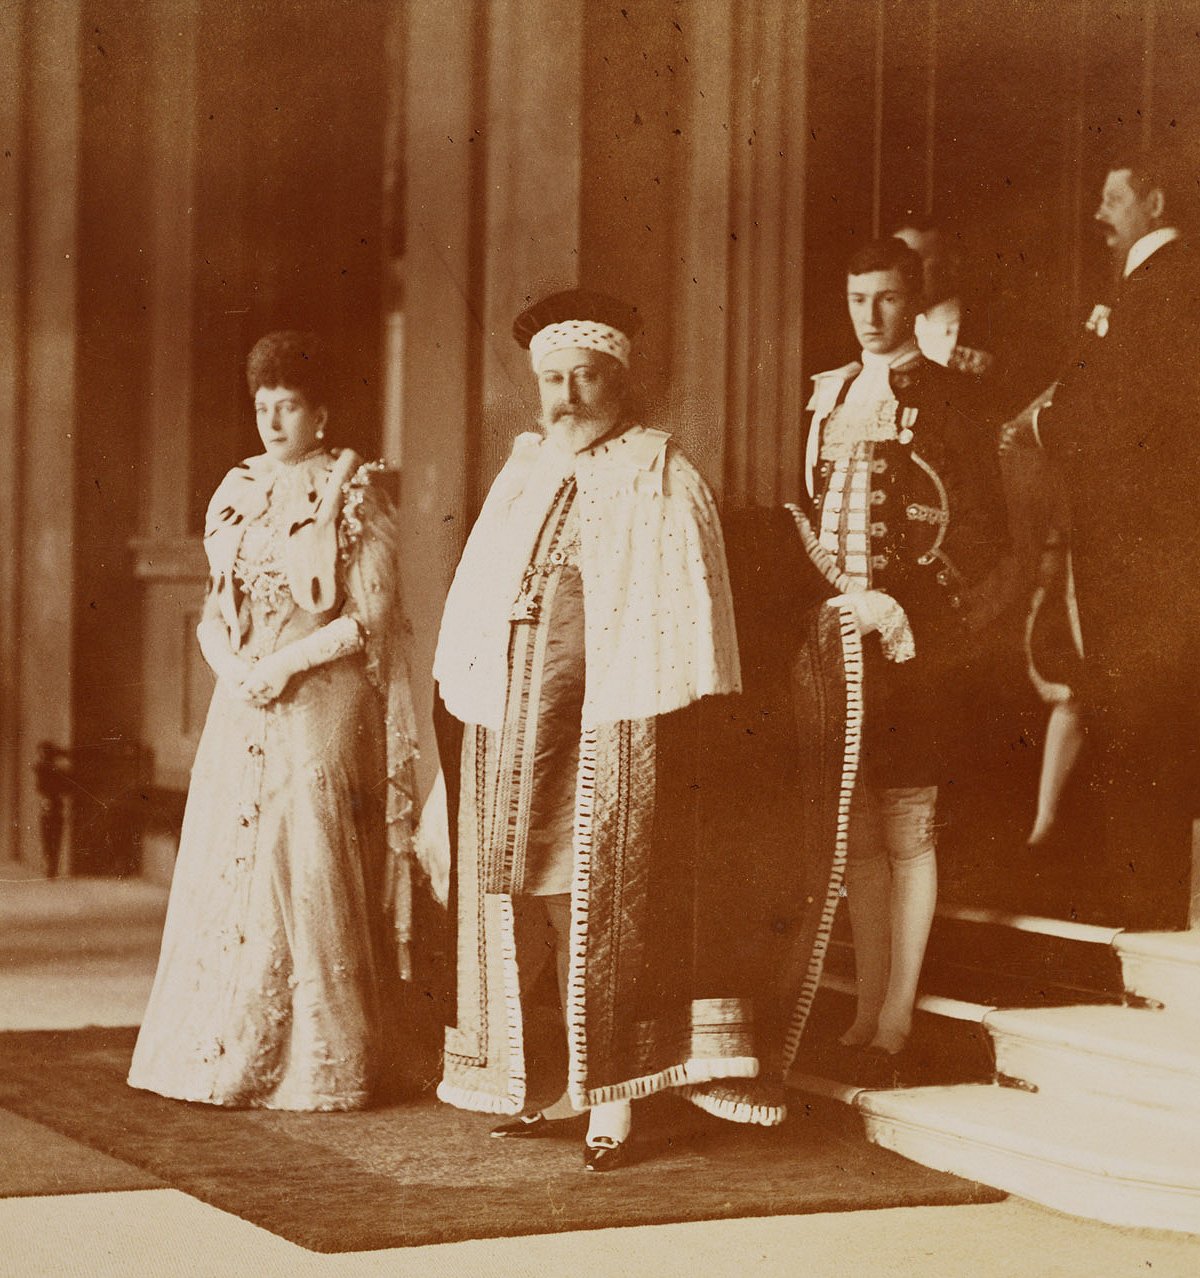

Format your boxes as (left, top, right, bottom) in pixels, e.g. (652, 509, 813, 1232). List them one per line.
(186, 0, 389, 533)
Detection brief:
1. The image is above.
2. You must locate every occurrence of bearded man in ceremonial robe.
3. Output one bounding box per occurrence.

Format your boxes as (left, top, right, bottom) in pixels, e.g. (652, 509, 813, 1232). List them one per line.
(432, 290, 778, 1171)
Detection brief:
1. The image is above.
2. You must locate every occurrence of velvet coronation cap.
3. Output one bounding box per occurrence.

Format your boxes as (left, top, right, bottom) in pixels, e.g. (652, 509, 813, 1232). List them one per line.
(512, 289, 643, 370)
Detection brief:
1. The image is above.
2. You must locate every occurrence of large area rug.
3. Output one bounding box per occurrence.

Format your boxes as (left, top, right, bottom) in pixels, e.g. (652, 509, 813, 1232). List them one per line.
(0, 1027, 1002, 1253)
(0, 1108, 162, 1198)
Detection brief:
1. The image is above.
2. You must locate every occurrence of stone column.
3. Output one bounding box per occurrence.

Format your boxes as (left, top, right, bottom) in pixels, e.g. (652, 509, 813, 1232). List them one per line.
(11, 2, 83, 869)
(396, 0, 588, 794)
(0, 1, 26, 864)
(132, 0, 205, 883)
(393, 0, 482, 797)
(475, 0, 585, 484)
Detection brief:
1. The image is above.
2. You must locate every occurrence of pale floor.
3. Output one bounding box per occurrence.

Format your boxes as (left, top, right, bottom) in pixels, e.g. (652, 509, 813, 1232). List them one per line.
(1, 872, 1197, 1278)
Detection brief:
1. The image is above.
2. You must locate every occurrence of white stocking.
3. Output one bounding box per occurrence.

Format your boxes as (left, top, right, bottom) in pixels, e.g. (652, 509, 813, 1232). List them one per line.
(874, 786, 938, 1054)
(842, 857, 891, 1045)
(841, 787, 891, 1047)
(586, 1099, 632, 1145)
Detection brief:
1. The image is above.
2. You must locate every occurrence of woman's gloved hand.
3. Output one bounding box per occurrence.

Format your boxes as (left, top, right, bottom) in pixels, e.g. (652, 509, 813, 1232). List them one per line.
(240, 616, 364, 708)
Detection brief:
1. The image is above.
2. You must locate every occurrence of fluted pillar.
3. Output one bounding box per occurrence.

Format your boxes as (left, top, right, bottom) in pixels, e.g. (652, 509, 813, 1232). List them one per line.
(10, 2, 83, 867)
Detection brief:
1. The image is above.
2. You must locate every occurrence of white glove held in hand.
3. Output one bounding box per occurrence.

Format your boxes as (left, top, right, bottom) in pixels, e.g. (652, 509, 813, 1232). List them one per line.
(830, 590, 886, 637)
(828, 590, 916, 663)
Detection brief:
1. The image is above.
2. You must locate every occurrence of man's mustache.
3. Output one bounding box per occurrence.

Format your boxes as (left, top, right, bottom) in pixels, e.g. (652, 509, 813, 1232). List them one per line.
(549, 403, 597, 423)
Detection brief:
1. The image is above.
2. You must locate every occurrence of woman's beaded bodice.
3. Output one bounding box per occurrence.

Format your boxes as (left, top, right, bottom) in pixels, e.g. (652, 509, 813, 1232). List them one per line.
(233, 496, 296, 647)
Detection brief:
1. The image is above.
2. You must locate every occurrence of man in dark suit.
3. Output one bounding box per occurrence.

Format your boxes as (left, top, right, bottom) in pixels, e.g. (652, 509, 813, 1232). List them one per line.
(1004, 149, 1200, 926)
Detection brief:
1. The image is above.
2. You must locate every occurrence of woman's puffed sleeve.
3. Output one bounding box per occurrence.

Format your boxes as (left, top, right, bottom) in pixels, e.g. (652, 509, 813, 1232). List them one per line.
(196, 579, 247, 686)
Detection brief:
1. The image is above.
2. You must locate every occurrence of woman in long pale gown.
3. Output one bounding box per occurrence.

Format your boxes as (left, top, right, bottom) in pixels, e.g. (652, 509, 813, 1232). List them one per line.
(128, 331, 417, 1111)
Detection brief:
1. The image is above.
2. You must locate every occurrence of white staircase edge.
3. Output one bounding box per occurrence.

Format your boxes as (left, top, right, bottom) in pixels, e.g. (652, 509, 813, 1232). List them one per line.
(985, 1005, 1200, 1075)
(861, 1091, 1200, 1234)
(991, 1034, 1200, 1122)
(1115, 932, 1200, 1020)
(820, 972, 993, 1023)
(785, 1071, 863, 1105)
(1114, 931, 1200, 961)
(936, 904, 1122, 946)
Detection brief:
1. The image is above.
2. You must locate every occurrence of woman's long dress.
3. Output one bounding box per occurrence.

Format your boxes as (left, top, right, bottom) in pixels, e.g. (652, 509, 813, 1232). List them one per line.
(128, 453, 415, 1111)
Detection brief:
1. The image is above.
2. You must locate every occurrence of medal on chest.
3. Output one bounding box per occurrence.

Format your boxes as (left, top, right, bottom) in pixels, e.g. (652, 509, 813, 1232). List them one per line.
(820, 399, 919, 460)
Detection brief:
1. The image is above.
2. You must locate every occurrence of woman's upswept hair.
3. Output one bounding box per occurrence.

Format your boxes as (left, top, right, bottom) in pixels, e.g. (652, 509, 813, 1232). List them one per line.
(245, 331, 333, 408)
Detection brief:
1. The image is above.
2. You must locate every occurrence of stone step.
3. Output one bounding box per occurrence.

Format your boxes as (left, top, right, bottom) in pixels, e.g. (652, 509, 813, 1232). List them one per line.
(820, 971, 994, 1029)
(926, 906, 1125, 1007)
(826, 906, 1124, 1009)
(986, 1004, 1200, 1118)
(1115, 931, 1200, 1021)
(795, 981, 994, 1090)
(859, 1084, 1200, 1233)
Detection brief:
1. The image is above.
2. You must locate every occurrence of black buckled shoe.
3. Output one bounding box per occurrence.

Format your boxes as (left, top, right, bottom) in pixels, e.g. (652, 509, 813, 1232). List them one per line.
(490, 1112, 556, 1139)
(583, 1136, 629, 1172)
